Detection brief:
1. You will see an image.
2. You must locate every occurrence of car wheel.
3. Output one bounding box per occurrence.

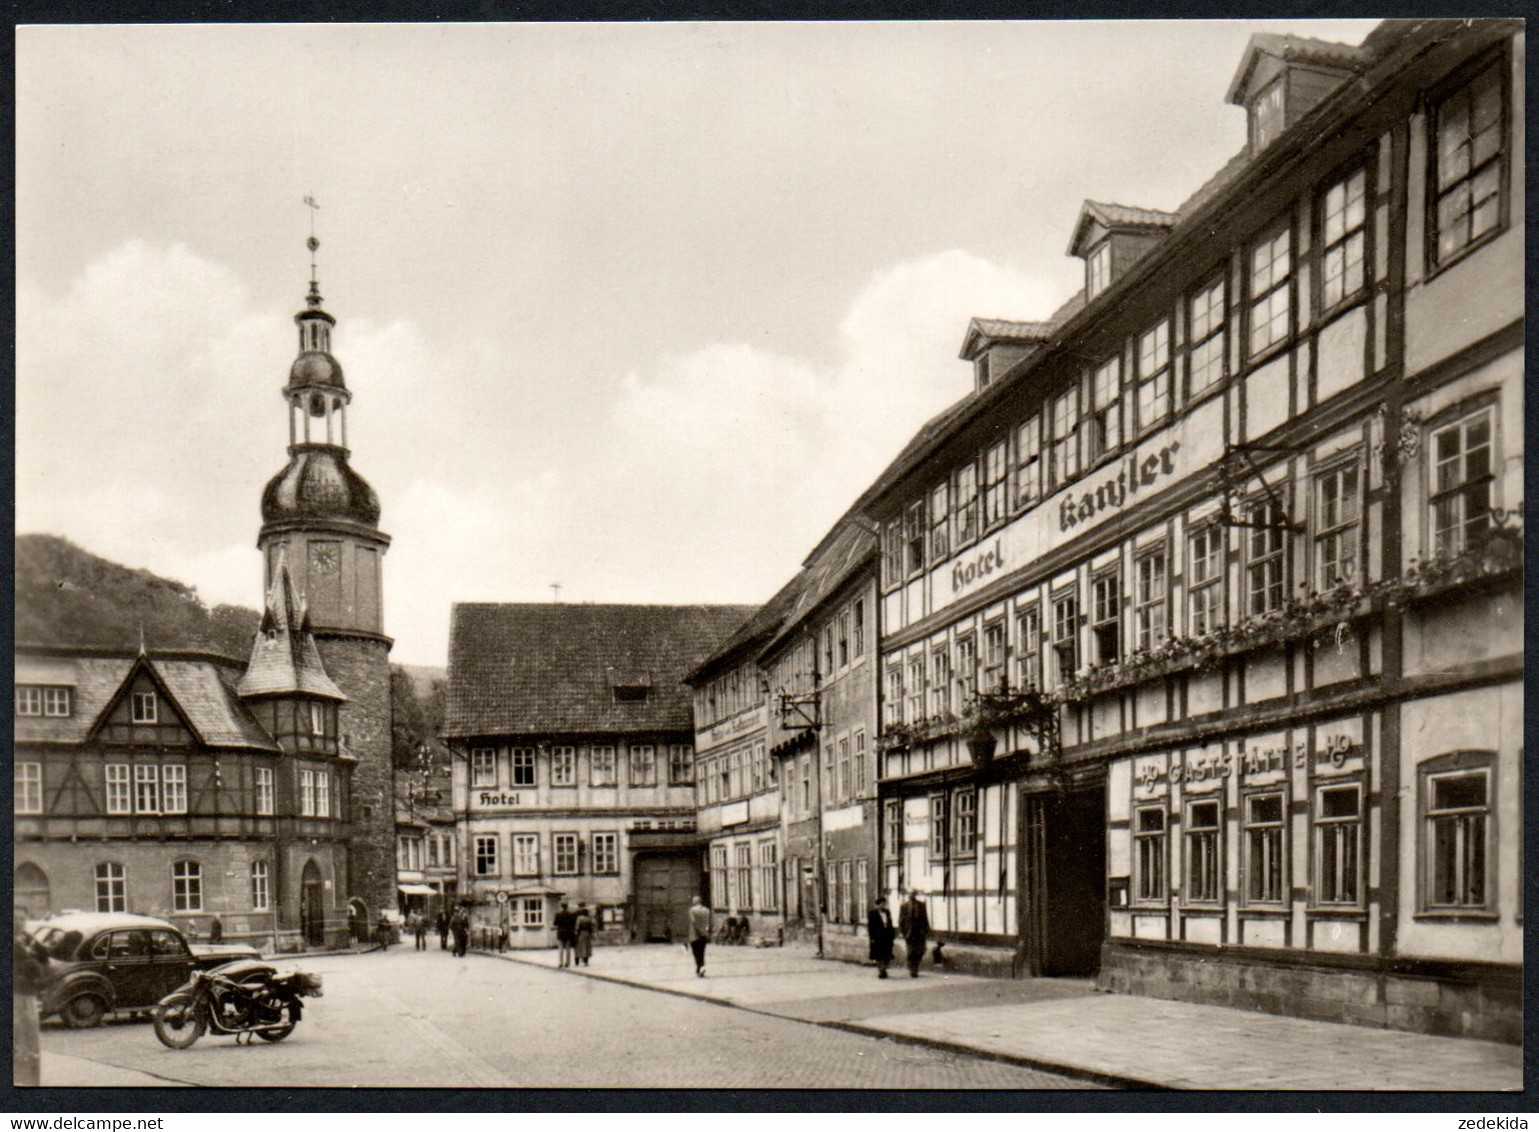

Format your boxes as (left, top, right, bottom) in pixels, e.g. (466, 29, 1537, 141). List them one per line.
(61, 994, 107, 1029)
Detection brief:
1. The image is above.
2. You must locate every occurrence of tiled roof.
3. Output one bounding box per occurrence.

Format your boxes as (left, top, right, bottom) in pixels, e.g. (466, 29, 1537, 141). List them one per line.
(1226, 32, 1369, 105)
(1068, 200, 1178, 256)
(443, 603, 759, 739)
(758, 521, 877, 660)
(959, 317, 1053, 360)
(14, 650, 278, 751)
(236, 561, 346, 701)
(687, 573, 807, 684)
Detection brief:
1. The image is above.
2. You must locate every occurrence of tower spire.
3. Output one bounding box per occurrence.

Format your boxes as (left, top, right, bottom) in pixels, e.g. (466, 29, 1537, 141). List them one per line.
(303, 195, 323, 308)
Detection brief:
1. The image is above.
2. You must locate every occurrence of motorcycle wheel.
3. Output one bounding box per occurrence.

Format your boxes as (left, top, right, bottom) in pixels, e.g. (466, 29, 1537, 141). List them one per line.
(255, 1000, 298, 1042)
(153, 994, 206, 1050)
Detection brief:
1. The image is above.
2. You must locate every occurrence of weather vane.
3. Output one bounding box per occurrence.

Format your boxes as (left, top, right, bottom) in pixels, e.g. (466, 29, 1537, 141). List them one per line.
(303, 194, 321, 283)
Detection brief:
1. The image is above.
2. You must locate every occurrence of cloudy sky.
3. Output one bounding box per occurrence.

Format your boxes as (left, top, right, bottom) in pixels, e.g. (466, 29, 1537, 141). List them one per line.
(16, 19, 1380, 667)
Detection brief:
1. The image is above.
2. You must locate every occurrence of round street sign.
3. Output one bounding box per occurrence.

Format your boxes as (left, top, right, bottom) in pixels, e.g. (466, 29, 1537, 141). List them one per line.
(494, 891, 509, 904)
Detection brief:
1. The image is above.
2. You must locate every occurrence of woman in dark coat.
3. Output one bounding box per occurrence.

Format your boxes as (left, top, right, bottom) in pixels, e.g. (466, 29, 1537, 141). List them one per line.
(867, 896, 896, 979)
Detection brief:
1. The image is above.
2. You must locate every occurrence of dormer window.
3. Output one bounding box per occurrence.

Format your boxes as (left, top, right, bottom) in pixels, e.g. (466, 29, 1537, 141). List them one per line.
(1087, 242, 1112, 299)
(310, 701, 327, 736)
(1252, 77, 1286, 152)
(613, 684, 650, 704)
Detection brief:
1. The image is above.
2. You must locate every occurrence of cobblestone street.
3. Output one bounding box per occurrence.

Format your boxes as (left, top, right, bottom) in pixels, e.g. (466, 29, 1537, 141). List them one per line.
(38, 945, 1090, 1089)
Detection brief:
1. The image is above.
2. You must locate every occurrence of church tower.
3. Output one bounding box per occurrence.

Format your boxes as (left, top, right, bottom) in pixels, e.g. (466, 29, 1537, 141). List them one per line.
(258, 229, 396, 920)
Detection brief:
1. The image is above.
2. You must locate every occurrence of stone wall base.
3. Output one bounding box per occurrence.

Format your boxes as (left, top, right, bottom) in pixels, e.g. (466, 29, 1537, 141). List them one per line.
(816, 930, 1021, 979)
(1098, 942, 1521, 1044)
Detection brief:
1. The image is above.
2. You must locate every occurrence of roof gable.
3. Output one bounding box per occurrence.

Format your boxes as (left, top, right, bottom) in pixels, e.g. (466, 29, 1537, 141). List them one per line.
(1226, 32, 1367, 106)
(1068, 200, 1178, 258)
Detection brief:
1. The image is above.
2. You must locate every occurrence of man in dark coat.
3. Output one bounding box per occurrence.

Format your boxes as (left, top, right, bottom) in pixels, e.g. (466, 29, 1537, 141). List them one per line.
(867, 896, 896, 979)
(450, 906, 470, 958)
(436, 909, 450, 950)
(897, 889, 930, 978)
(554, 902, 577, 968)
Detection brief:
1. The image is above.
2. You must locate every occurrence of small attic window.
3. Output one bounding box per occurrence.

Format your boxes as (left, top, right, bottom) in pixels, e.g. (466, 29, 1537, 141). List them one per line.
(1252, 77, 1286, 152)
(613, 684, 650, 704)
(1087, 242, 1112, 299)
(974, 356, 992, 390)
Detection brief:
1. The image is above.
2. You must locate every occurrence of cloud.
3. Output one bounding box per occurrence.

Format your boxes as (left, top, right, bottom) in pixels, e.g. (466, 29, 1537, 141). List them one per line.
(601, 248, 1063, 594)
(17, 240, 1069, 665)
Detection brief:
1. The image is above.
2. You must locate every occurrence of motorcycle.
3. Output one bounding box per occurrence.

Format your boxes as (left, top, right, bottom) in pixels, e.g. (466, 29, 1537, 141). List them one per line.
(153, 958, 323, 1049)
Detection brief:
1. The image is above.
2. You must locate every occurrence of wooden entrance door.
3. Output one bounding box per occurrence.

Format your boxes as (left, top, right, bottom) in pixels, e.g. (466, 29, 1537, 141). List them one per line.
(1020, 786, 1107, 977)
(634, 854, 696, 941)
(301, 861, 326, 946)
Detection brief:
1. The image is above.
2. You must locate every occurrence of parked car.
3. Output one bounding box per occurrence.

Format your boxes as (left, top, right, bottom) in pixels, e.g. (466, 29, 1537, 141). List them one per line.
(30, 912, 262, 1028)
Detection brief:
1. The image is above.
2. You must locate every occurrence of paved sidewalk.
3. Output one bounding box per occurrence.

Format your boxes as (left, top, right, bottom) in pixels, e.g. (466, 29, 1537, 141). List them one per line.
(38, 1051, 190, 1087)
(486, 942, 1523, 1091)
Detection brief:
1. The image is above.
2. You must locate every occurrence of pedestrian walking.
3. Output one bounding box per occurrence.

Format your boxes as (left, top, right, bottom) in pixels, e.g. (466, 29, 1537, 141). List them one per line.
(574, 904, 595, 967)
(898, 889, 930, 978)
(411, 911, 428, 951)
(208, 916, 224, 944)
(436, 909, 450, 951)
(687, 894, 711, 978)
(554, 902, 577, 968)
(867, 896, 896, 979)
(13, 924, 48, 1087)
(450, 905, 470, 958)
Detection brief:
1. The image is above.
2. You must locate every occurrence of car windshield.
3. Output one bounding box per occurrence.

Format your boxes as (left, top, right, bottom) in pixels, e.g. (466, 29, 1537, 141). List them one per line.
(31, 927, 82, 960)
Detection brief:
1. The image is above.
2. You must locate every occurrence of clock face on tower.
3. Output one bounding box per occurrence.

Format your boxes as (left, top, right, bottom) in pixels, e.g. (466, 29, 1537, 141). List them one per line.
(313, 544, 340, 574)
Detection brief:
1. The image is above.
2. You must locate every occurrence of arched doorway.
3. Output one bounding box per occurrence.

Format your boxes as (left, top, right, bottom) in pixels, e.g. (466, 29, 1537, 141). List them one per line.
(15, 863, 50, 919)
(300, 860, 326, 947)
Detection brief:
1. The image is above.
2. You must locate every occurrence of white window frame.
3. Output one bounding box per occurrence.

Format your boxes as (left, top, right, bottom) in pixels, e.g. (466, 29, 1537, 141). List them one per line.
(553, 832, 580, 875)
(15, 686, 43, 716)
(552, 745, 577, 787)
(134, 764, 161, 814)
(161, 764, 188, 815)
(16, 763, 43, 814)
(510, 746, 537, 788)
(172, 859, 203, 913)
(513, 833, 540, 877)
(1429, 407, 1495, 557)
(106, 764, 132, 815)
(1188, 525, 1225, 636)
(1315, 460, 1362, 589)
(1242, 790, 1287, 905)
(1313, 782, 1362, 907)
(1137, 319, 1171, 431)
(471, 747, 497, 788)
(474, 834, 500, 877)
(316, 769, 331, 817)
(630, 744, 656, 787)
(1188, 276, 1227, 398)
(592, 831, 619, 876)
(1087, 240, 1112, 298)
(255, 766, 275, 816)
(591, 745, 618, 787)
(1321, 166, 1368, 309)
(95, 862, 126, 913)
(251, 860, 271, 912)
(132, 691, 159, 724)
(1247, 224, 1292, 358)
(300, 768, 316, 817)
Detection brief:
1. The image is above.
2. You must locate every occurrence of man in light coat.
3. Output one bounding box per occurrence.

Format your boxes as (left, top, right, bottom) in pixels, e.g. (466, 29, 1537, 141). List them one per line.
(687, 895, 712, 978)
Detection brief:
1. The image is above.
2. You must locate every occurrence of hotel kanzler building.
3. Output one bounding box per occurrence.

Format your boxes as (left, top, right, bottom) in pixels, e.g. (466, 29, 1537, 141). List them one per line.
(865, 20, 1521, 1039)
(14, 248, 398, 951)
(443, 603, 753, 944)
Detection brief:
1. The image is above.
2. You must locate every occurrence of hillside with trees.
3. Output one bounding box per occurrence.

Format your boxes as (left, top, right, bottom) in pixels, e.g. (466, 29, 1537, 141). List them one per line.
(15, 534, 262, 659)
